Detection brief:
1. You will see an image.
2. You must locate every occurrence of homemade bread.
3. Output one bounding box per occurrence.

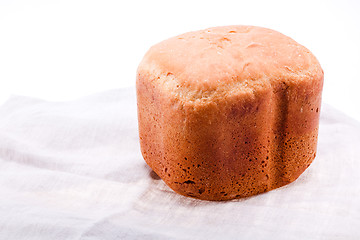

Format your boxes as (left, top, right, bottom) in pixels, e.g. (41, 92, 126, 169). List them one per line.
(136, 25, 324, 200)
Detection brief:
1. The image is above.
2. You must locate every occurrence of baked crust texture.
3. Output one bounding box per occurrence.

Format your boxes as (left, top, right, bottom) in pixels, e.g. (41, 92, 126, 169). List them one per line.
(136, 25, 324, 200)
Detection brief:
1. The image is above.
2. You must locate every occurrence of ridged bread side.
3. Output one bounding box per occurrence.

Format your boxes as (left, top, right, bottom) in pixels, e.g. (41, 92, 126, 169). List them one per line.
(136, 65, 323, 200)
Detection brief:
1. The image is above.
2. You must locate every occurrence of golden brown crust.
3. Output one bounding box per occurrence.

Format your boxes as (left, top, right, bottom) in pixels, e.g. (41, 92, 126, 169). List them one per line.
(136, 25, 324, 200)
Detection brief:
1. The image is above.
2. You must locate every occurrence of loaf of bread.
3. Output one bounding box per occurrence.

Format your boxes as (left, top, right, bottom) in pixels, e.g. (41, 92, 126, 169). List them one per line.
(136, 25, 324, 201)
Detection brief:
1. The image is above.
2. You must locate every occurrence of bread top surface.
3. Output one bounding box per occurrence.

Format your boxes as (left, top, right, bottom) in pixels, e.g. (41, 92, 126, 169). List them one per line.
(138, 25, 323, 102)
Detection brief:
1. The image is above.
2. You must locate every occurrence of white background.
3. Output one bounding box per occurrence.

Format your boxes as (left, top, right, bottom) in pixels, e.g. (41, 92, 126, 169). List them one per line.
(1, 0, 360, 121)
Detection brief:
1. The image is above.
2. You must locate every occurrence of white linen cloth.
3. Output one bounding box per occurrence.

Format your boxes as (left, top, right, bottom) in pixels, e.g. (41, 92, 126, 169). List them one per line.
(0, 88, 359, 240)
